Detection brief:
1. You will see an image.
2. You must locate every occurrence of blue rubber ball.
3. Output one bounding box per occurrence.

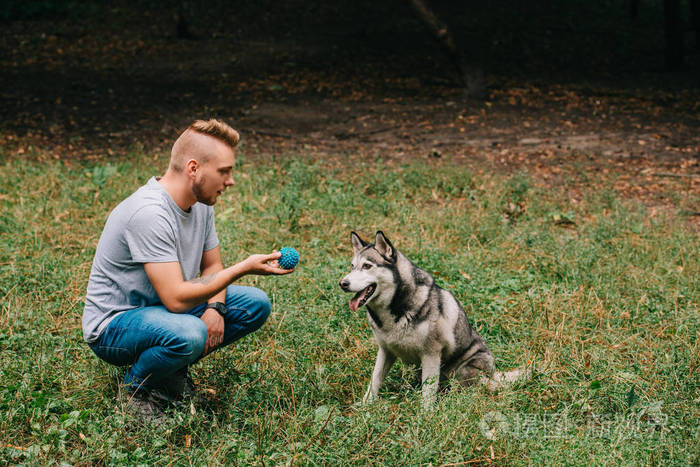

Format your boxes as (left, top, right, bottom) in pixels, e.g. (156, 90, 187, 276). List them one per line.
(278, 247, 299, 269)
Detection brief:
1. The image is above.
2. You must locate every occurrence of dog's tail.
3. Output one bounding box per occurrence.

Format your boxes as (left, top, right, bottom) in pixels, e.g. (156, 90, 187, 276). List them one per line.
(481, 366, 533, 392)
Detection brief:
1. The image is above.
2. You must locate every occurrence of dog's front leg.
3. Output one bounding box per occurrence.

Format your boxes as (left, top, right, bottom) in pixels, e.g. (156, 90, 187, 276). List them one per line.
(420, 353, 441, 409)
(363, 346, 396, 403)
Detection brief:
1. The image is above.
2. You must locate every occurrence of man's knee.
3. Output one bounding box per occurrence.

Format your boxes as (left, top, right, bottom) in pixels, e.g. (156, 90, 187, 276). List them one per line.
(248, 287, 271, 329)
(172, 317, 207, 361)
(230, 286, 271, 330)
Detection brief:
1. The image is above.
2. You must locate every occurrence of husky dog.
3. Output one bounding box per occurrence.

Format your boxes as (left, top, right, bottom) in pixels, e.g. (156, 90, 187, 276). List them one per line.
(340, 231, 524, 408)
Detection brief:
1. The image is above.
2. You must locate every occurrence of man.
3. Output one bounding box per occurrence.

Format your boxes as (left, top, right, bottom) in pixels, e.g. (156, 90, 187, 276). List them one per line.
(82, 119, 293, 421)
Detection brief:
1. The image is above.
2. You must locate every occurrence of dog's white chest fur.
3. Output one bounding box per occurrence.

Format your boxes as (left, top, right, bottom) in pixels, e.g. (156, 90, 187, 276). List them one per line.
(370, 316, 428, 365)
(368, 307, 456, 366)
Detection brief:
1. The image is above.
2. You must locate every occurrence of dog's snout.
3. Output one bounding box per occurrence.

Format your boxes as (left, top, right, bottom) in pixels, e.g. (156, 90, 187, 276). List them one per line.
(339, 279, 350, 291)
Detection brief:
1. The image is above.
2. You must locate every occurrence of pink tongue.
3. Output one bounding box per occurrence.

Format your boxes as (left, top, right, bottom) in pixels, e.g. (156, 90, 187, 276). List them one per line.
(349, 286, 372, 312)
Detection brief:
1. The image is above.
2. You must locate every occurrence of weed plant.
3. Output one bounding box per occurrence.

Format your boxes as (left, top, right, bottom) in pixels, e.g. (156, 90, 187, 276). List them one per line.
(0, 151, 697, 465)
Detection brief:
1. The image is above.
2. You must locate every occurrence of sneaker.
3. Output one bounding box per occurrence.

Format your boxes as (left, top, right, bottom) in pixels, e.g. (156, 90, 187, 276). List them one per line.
(126, 390, 166, 424)
(159, 367, 196, 401)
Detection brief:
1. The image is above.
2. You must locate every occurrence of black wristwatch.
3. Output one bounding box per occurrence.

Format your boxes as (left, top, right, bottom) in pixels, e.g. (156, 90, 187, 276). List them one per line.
(206, 302, 226, 316)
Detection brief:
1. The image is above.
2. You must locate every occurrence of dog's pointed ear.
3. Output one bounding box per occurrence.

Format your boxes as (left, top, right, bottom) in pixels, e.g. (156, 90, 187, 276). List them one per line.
(351, 231, 367, 254)
(374, 231, 395, 260)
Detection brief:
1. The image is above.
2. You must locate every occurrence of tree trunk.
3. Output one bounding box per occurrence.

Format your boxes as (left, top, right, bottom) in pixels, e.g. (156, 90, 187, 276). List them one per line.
(692, 0, 700, 49)
(629, 0, 639, 19)
(408, 0, 485, 97)
(175, 1, 196, 39)
(664, 0, 684, 70)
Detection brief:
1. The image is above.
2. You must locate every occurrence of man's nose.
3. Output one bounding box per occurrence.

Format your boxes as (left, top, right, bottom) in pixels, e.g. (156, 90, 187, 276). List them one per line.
(225, 176, 234, 187)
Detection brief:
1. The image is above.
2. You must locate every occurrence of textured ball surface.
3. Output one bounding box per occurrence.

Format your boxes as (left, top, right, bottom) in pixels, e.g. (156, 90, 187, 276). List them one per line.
(278, 247, 299, 269)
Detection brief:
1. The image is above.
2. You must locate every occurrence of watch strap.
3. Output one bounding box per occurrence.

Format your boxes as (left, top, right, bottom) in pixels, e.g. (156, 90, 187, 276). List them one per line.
(206, 301, 226, 316)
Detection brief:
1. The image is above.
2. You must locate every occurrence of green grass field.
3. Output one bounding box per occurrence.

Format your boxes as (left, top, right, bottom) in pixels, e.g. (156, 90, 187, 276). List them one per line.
(1, 150, 698, 465)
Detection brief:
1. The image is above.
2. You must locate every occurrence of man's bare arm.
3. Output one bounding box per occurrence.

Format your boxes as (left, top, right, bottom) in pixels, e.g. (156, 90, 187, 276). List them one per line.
(144, 251, 292, 313)
(200, 246, 227, 304)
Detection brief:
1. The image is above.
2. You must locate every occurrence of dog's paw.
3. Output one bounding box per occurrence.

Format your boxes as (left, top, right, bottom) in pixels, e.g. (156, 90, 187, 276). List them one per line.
(362, 393, 377, 404)
(421, 401, 436, 411)
(362, 386, 378, 404)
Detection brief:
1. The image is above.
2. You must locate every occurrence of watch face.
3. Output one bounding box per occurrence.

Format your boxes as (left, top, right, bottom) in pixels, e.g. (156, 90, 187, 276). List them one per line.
(209, 302, 226, 315)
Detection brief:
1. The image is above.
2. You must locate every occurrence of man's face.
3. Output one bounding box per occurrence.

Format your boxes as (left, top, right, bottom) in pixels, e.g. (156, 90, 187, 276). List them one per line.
(192, 141, 235, 206)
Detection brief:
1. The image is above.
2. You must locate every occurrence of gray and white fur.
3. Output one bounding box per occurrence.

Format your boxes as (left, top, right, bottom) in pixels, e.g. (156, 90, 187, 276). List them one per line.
(340, 231, 526, 408)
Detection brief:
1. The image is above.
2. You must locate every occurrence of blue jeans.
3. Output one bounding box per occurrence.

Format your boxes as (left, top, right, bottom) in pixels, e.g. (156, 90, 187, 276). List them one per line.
(89, 285, 271, 392)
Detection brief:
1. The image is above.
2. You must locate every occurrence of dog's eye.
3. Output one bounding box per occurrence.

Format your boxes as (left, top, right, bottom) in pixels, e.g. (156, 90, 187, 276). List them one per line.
(362, 263, 372, 270)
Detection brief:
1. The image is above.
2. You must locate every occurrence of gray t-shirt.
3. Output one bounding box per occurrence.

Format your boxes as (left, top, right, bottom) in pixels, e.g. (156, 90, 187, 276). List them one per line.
(82, 177, 219, 343)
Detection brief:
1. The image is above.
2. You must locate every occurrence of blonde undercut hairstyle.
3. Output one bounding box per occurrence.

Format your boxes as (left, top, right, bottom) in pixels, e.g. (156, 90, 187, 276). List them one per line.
(170, 119, 240, 172)
(189, 119, 240, 148)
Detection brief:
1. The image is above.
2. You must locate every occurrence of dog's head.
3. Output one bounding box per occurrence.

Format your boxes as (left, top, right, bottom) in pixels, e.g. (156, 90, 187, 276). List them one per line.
(339, 231, 397, 311)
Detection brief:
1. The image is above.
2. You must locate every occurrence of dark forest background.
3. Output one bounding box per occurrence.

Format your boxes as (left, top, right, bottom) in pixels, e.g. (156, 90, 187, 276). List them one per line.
(3, 0, 698, 79)
(1, 0, 698, 164)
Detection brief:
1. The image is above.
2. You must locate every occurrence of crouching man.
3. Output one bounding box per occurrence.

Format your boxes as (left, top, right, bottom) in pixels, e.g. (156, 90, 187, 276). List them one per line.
(82, 119, 293, 421)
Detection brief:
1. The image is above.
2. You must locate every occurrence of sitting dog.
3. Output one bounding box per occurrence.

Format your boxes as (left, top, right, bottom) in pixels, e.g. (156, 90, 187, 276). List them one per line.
(340, 231, 525, 408)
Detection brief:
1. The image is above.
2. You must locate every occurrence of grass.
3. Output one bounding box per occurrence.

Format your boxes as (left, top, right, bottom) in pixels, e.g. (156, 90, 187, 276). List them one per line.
(0, 149, 698, 465)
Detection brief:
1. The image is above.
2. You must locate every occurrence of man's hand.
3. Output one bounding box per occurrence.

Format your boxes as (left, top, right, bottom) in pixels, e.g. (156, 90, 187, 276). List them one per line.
(201, 308, 224, 355)
(243, 252, 295, 275)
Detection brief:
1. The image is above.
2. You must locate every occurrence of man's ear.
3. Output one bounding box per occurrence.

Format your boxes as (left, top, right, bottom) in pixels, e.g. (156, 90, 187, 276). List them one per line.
(374, 231, 395, 260)
(350, 231, 368, 254)
(185, 159, 199, 178)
